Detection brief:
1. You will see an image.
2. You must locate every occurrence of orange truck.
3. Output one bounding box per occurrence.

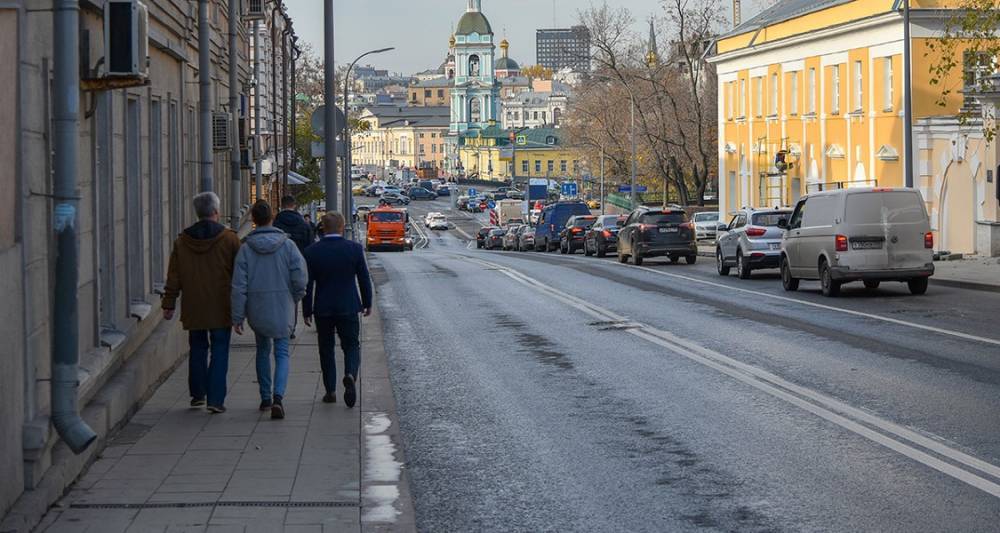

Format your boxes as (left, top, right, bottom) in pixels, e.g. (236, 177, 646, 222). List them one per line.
(365, 206, 409, 252)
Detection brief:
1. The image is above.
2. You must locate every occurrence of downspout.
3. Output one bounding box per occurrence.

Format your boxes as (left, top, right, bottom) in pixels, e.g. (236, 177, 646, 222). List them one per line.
(254, 19, 262, 201)
(51, 0, 97, 454)
(228, 0, 241, 225)
(291, 41, 300, 173)
(271, 4, 280, 203)
(198, 0, 213, 192)
(282, 24, 290, 196)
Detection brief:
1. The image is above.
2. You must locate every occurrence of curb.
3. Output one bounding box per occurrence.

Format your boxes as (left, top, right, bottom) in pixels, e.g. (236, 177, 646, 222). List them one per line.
(929, 277, 1000, 293)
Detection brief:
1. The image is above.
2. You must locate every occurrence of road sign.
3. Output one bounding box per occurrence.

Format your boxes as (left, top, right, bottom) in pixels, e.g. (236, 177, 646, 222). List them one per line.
(486, 200, 496, 210)
(311, 105, 346, 138)
(618, 185, 648, 193)
(310, 141, 346, 159)
(468, 188, 477, 197)
(561, 182, 578, 197)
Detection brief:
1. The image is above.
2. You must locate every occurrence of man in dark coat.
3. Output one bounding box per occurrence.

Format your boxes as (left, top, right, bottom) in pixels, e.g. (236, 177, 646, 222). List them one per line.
(273, 195, 313, 337)
(302, 212, 373, 408)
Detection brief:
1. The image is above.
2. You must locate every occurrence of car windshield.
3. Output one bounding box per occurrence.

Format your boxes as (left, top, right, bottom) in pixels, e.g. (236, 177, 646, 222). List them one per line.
(752, 212, 792, 226)
(694, 212, 719, 222)
(846, 191, 926, 224)
(640, 212, 687, 224)
(370, 212, 403, 222)
(490, 229, 505, 236)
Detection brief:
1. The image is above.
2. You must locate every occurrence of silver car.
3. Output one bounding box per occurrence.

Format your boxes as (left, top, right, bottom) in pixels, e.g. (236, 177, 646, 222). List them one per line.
(693, 211, 721, 241)
(778, 188, 934, 296)
(717, 208, 792, 279)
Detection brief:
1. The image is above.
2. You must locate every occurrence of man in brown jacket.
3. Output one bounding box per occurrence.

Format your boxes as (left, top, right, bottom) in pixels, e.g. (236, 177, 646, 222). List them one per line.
(162, 192, 241, 413)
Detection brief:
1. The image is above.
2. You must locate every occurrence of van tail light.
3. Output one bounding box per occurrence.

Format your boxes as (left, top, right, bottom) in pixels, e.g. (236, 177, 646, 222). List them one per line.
(550, 224, 555, 232)
(924, 231, 934, 249)
(602, 230, 612, 238)
(745, 226, 767, 237)
(835, 234, 849, 252)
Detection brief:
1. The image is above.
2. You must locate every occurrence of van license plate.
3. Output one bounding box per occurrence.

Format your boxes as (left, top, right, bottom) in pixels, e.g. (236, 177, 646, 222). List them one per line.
(852, 241, 882, 250)
(659, 227, 678, 233)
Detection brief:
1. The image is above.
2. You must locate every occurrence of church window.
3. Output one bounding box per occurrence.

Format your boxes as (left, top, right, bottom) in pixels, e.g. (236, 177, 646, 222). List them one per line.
(469, 55, 481, 77)
(470, 97, 481, 123)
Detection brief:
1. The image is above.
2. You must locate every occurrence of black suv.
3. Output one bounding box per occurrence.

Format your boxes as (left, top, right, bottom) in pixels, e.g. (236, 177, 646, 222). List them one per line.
(534, 201, 592, 252)
(559, 215, 598, 254)
(476, 226, 496, 249)
(617, 207, 697, 265)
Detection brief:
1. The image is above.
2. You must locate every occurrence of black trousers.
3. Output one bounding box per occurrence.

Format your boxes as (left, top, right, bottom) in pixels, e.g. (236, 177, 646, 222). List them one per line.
(315, 314, 361, 394)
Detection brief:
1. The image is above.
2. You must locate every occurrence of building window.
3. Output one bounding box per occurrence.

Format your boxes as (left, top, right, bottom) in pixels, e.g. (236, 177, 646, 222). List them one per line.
(727, 81, 734, 120)
(883, 57, 893, 111)
(542, 111, 547, 123)
(533, 111, 539, 121)
(754, 77, 762, 117)
(522, 160, 529, 173)
(831, 65, 841, 115)
(149, 98, 164, 291)
(739, 78, 746, 117)
(535, 160, 541, 172)
(424, 89, 432, 98)
(807, 68, 816, 115)
(853, 60, 863, 112)
(419, 144, 425, 154)
(410, 91, 417, 103)
(96, 92, 118, 337)
(438, 89, 445, 98)
(431, 144, 437, 153)
(560, 160, 567, 172)
(469, 54, 481, 77)
(573, 160, 579, 172)
(506, 111, 512, 122)
(547, 160, 554, 173)
(769, 73, 778, 116)
(125, 96, 146, 311)
(789, 72, 798, 116)
(514, 111, 520, 121)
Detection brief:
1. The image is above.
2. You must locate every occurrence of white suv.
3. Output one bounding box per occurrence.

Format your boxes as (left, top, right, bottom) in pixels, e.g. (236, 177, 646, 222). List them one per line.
(778, 188, 935, 296)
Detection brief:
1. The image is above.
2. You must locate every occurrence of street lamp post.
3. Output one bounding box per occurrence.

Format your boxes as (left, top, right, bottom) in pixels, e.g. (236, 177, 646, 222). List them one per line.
(342, 47, 394, 239)
(902, 0, 914, 188)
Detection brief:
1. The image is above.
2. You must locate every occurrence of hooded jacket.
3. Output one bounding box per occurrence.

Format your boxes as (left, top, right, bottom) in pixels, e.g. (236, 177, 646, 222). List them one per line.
(231, 226, 308, 339)
(273, 209, 314, 254)
(162, 220, 242, 330)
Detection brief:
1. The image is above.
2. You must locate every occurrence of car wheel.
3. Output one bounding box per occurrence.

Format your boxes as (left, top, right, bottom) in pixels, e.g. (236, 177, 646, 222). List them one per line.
(633, 250, 643, 266)
(716, 248, 730, 276)
(737, 251, 751, 279)
(820, 260, 840, 297)
(597, 243, 607, 258)
(686, 254, 697, 265)
(908, 277, 929, 295)
(584, 241, 594, 256)
(781, 258, 799, 291)
(560, 241, 568, 254)
(618, 250, 628, 264)
(863, 280, 881, 290)
(546, 239, 557, 252)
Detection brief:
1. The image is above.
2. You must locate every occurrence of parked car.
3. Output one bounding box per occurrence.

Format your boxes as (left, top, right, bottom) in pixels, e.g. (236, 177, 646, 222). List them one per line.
(485, 228, 506, 250)
(517, 226, 536, 251)
(534, 201, 592, 252)
(778, 188, 934, 296)
(587, 199, 601, 210)
(424, 212, 442, 227)
(408, 187, 437, 200)
(379, 192, 410, 206)
(502, 224, 523, 250)
(617, 207, 697, 265)
(427, 215, 449, 231)
(584, 214, 624, 257)
(365, 184, 382, 197)
(456, 195, 470, 210)
(559, 215, 598, 254)
(693, 211, 721, 241)
(506, 189, 525, 200)
(476, 226, 496, 249)
(436, 185, 452, 197)
(716, 208, 792, 279)
(356, 205, 373, 221)
(352, 184, 368, 196)
(486, 190, 508, 201)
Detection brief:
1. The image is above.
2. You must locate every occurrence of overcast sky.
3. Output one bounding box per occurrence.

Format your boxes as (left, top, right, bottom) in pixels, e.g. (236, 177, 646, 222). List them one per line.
(286, 1, 765, 75)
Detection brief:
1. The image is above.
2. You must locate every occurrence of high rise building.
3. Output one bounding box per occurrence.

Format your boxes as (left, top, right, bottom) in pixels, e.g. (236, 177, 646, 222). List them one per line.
(536, 26, 591, 72)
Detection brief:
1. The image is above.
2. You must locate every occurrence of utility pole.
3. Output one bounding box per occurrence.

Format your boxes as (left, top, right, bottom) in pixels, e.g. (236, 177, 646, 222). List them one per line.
(198, 0, 213, 192)
(600, 146, 605, 215)
(324, 0, 338, 214)
(903, 0, 914, 188)
(630, 94, 637, 208)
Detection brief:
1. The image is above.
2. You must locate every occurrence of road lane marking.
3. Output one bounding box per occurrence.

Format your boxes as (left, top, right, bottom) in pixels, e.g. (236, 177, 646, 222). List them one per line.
(409, 220, 430, 249)
(461, 254, 1000, 499)
(452, 225, 473, 240)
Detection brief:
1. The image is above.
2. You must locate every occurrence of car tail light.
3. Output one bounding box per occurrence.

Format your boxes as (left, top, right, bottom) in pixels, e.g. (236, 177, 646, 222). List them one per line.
(745, 226, 767, 237)
(602, 230, 612, 238)
(680, 222, 695, 231)
(571, 227, 583, 234)
(639, 224, 653, 231)
(924, 231, 934, 249)
(835, 234, 848, 252)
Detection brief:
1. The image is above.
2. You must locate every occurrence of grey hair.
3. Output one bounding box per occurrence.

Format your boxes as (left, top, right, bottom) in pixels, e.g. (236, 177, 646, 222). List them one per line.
(193, 192, 221, 219)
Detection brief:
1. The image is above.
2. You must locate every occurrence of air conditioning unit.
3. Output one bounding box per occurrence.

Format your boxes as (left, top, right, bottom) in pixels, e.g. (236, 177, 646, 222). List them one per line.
(104, 0, 149, 79)
(245, 0, 265, 20)
(212, 112, 231, 151)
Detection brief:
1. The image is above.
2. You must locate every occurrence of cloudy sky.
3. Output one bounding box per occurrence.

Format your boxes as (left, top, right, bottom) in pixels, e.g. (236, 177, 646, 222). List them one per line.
(286, 1, 765, 75)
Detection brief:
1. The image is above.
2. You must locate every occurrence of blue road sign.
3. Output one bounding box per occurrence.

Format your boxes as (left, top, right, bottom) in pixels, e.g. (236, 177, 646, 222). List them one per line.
(487, 200, 496, 210)
(618, 185, 647, 193)
(468, 188, 477, 197)
(561, 182, 578, 197)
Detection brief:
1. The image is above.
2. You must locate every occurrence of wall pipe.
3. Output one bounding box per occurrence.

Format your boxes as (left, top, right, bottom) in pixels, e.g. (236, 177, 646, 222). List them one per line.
(254, 19, 262, 201)
(271, 4, 281, 202)
(282, 25, 290, 196)
(51, 0, 97, 455)
(228, 0, 241, 225)
(198, 0, 213, 192)
(291, 40, 300, 173)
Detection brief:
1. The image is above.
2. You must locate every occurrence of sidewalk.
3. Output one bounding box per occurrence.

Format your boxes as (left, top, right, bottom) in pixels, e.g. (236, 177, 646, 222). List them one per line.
(35, 307, 414, 533)
(930, 256, 1000, 292)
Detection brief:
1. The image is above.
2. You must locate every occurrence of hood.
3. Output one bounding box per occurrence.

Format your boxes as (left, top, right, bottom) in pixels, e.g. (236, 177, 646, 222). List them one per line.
(274, 210, 308, 229)
(179, 220, 228, 254)
(245, 226, 289, 255)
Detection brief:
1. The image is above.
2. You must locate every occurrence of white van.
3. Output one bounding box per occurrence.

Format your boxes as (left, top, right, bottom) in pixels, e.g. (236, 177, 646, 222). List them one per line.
(778, 188, 934, 296)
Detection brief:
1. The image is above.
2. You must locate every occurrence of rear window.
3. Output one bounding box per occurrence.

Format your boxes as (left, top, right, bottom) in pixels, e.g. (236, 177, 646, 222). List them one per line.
(846, 192, 926, 225)
(490, 229, 505, 236)
(370, 212, 403, 223)
(571, 217, 597, 227)
(551, 204, 591, 227)
(640, 211, 687, 224)
(752, 212, 792, 226)
(694, 212, 719, 222)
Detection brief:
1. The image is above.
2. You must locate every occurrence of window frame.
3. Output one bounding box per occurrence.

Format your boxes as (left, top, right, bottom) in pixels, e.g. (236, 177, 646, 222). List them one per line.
(853, 60, 863, 113)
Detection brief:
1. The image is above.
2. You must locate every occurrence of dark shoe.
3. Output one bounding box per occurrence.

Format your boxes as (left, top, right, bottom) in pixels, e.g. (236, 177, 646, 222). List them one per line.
(207, 405, 226, 414)
(290, 333, 297, 340)
(190, 397, 206, 408)
(259, 399, 273, 411)
(343, 375, 357, 408)
(271, 396, 285, 420)
(322, 392, 337, 404)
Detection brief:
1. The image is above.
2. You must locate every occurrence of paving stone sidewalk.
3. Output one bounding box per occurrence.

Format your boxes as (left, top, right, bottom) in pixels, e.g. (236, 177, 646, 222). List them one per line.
(931, 256, 1000, 291)
(35, 307, 414, 533)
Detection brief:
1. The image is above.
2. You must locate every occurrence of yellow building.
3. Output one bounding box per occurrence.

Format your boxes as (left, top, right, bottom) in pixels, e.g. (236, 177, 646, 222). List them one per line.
(709, 0, 1000, 255)
(457, 126, 581, 182)
(354, 106, 449, 173)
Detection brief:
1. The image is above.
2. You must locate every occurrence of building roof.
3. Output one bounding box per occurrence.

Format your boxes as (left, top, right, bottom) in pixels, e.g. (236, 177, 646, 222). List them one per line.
(495, 56, 520, 71)
(410, 78, 453, 88)
(725, 0, 851, 37)
(456, 11, 492, 35)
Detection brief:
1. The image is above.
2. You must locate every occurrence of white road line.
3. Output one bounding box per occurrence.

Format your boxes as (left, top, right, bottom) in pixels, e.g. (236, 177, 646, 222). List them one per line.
(452, 225, 473, 240)
(461, 254, 1000, 499)
(410, 220, 430, 249)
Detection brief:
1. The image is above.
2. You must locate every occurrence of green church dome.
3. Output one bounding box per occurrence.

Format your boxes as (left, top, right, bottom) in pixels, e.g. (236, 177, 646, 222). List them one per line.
(456, 11, 492, 36)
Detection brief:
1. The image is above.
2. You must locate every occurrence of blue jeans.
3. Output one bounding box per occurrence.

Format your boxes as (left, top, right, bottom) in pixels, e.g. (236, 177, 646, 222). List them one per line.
(255, 334, 290, 402)
(188, 328, 232, 407)
(315, 314, 361, 395)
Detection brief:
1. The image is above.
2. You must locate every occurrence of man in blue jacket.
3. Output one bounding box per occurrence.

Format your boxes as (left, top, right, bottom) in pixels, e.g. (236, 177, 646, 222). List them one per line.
(302, 212, 373, 408)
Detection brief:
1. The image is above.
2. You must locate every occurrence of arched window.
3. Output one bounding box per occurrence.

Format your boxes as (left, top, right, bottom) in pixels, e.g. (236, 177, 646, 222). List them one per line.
(470, 97, 482, 123)
(469, 55, 480, 77)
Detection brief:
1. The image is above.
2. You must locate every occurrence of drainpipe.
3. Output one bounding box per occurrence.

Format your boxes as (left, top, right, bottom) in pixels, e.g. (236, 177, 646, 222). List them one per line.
(291, 41, 300, 173)
(51, 0, 97, 455)
(254, 19, 262, 201)
(271, 4, 281, 202)
(198, 0, 213, 192)
(282, 24, 290, 195)
(228, 0, 241, 225)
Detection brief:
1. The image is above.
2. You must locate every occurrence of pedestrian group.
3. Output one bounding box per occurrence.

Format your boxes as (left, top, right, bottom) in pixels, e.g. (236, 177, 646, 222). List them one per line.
(162, 192, 373, 419)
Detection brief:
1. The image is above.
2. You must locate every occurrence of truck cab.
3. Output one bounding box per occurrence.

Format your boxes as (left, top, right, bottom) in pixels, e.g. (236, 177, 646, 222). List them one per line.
(366, 206, 409, 252)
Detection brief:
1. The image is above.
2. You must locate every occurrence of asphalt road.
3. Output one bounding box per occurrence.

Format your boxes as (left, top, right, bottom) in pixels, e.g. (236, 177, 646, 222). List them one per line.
(359, 195, 1000, 532)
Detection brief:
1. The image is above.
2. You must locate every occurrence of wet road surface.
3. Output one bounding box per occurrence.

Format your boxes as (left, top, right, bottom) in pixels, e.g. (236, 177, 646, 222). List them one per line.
(362, 197, 1000, 532)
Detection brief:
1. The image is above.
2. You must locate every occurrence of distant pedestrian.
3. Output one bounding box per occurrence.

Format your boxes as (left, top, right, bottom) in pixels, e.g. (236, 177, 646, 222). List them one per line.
(162, 192, 241, 414)
(273, 195, 313, 337)
(302, 212, 373, 407)
(231, 201, 308, 420)
(303, 214, 316, 242)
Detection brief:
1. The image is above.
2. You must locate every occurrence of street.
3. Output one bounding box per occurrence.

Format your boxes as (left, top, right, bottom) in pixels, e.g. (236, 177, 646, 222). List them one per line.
(366, 197, 1000, 532)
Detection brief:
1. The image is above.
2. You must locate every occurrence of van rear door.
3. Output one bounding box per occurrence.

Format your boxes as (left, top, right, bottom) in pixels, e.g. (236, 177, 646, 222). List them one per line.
(844, 190, 929, 270)
(844, 192, 891, 270)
